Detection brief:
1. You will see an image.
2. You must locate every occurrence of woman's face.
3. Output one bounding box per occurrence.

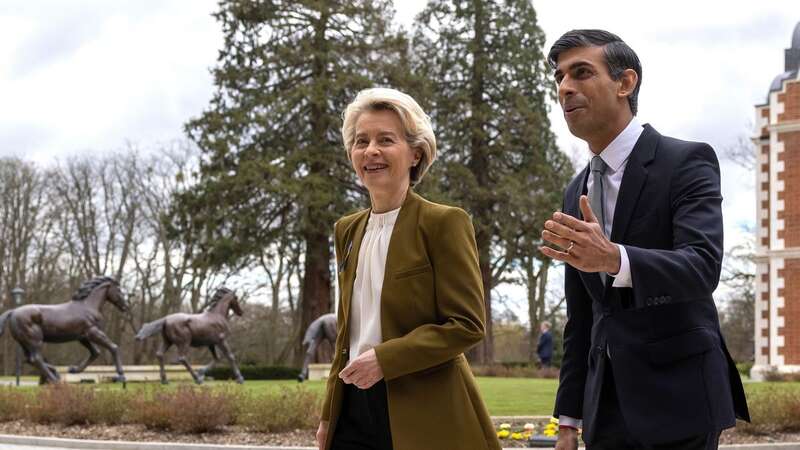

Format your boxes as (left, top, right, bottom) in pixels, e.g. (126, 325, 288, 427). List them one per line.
(350, 109, 421, 197)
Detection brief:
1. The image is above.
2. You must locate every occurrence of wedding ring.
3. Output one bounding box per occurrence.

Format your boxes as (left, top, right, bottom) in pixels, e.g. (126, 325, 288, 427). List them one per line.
(567, 241, 575, 254)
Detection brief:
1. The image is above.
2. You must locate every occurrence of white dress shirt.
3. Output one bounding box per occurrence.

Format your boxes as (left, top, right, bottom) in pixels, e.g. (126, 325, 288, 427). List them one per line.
(560, 117, 644, 430)
(588, 117, 643, 288)
(347, 207, 400, 365)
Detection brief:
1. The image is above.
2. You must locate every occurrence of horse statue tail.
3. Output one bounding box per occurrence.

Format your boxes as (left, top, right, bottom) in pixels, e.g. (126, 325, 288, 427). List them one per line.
(135, 317, 166, 341)
(0, 310, 13, 338)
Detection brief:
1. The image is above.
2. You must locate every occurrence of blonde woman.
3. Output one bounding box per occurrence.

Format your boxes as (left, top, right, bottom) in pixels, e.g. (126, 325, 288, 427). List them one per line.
(316, 88, 501, 450)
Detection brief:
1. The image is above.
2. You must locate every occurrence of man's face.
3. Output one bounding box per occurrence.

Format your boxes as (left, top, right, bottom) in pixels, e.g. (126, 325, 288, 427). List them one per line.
(553, 46, 627, 143)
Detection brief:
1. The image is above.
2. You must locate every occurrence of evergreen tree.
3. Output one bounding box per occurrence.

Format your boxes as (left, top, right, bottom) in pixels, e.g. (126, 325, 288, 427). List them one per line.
(177, 0, 407, 359)
(412, 0, 572, 362)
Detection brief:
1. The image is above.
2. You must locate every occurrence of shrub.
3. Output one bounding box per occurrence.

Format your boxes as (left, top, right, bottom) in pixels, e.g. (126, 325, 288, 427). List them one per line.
(237, 386, 320, 433)
(739, 386, 800, 434)
(87, 389, 132, 425)
(27, 384, 95, 425)
(206, 365, 300, 381)
(762, 367, 800, 382)
(471, 363, 558, 378)
(0, 387, 28, 422)
(736, 361, 754, 377)
(130, 385, 237, 433)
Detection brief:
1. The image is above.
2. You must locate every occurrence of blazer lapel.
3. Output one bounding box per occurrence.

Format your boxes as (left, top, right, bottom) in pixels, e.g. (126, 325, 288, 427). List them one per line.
(341, 210, 370, 332)
(382, 189, 421, 281)
(609, 124, 659, 243)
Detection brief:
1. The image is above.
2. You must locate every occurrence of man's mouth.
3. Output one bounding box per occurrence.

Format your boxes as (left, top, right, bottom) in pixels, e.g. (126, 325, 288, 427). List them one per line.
(364, 163, 388, 173)
(564, 105, 585, 114)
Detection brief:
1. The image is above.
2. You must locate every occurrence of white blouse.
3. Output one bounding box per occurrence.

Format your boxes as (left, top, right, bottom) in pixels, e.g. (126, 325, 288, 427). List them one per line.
(348, 207, 400, 364)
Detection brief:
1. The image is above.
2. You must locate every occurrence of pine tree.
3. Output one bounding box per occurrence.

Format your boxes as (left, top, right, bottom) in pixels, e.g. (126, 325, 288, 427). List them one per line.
(177, 0, 407, 359)
(412, 0, 572, 363)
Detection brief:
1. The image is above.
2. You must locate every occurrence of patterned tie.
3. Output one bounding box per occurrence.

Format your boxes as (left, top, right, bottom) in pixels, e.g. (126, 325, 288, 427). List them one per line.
(590, 156, 608, 284)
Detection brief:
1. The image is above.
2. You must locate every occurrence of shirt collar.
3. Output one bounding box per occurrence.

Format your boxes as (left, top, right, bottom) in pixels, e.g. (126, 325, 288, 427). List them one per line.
(595, 117, 644, 173)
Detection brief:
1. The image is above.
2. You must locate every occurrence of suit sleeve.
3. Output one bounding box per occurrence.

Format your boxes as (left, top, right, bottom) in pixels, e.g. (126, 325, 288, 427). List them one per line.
(374, 207, 486, 381)
(554, 200, 593, 420)
(625, 144, 723, 308)
(321, 220, 345, 422)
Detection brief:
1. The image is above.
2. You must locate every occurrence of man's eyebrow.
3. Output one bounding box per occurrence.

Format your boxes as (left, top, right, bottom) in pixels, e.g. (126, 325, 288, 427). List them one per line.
(554, 60, 595, 77)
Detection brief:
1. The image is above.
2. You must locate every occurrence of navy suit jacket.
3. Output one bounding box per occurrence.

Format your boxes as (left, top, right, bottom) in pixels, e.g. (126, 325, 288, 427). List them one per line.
(537, 330, 553, 360)
(553, 125, 749, 445)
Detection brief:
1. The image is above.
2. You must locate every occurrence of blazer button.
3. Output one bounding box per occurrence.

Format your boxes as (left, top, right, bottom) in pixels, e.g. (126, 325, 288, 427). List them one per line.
(646, 298, 653, 306)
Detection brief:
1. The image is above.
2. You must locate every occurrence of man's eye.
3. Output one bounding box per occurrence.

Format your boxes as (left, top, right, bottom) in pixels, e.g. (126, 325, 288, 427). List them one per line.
(576, 68, 591, 78)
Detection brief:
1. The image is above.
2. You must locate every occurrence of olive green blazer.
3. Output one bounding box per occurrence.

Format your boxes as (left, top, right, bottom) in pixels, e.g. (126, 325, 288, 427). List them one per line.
(321, 190, 501, 450)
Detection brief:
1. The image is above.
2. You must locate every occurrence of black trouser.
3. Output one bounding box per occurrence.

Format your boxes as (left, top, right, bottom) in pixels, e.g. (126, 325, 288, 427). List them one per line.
(589, 363, 721, 450)
(331, 380, 393, 450)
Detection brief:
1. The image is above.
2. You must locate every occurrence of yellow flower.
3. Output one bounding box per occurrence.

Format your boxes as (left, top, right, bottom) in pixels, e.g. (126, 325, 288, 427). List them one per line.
(543, 428, 557, 437)
(499, 423, 511, 429)
(550, 417, 560, 424)
(497, 430, 510, 439)
(510, 432, 524, 440)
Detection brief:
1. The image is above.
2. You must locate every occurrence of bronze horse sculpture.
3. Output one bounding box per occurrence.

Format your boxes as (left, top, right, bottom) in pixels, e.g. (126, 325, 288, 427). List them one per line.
(0, 276, 129, 384)
(135, 287, 245, 384)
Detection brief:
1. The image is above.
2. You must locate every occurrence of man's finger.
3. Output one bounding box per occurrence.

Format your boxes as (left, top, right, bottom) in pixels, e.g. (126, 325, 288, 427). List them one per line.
(542, 230, 571, 250)
(553, 211, 590, 231)
(579, 195, 598, 224)
(539, 245, 578, 266)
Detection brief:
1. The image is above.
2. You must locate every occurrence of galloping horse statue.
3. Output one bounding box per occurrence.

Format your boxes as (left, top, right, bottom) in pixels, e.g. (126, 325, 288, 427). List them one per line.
(135, 287, 245, 384)
(0, 276, 129, 384)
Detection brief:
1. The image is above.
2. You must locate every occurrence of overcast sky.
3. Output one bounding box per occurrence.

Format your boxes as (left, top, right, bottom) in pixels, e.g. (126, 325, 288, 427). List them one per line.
(1, 1, 797, 307)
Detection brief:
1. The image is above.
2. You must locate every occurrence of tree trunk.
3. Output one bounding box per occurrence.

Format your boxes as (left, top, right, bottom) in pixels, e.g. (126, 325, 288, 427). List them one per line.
(298, 230, 332, 365)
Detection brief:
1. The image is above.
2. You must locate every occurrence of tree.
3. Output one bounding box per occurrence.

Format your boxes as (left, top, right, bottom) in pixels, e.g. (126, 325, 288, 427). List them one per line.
(412, 0, 572, 362)
(179, 0, 409, 359)
(719, 241, 755, 363)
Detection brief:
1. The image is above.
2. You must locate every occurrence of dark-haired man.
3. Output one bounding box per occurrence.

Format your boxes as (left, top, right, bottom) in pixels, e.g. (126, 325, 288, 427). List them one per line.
(539, 29, 749, 450)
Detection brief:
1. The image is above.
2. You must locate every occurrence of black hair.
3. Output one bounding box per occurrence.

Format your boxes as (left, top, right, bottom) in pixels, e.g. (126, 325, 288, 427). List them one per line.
(548, 29, 642, 115)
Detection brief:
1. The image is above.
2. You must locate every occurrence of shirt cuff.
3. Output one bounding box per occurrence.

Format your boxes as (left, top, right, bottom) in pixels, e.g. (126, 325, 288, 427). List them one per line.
(610, 244, 632, 288)
(558, 415, 582, 429)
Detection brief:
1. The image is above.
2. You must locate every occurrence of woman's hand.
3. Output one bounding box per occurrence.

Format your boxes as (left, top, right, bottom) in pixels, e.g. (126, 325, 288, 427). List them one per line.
(316, 420, 329, 449)
(339, 348, 384, 389)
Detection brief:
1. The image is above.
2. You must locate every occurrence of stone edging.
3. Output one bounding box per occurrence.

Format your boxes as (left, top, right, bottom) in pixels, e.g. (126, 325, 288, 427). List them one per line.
(0, 434, 798, 450)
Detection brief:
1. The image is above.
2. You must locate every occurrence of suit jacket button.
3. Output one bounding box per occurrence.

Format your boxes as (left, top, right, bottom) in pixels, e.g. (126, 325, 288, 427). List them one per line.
(646, 298, 653, 306)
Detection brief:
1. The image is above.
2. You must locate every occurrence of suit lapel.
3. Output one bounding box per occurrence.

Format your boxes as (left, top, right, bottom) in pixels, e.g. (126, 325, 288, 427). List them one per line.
(609, 124, 659, 243)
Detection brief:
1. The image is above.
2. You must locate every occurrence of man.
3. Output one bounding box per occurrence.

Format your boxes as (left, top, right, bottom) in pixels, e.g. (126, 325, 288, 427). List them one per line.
(537, 321, 554, 368)
(539, 30, 749, 449)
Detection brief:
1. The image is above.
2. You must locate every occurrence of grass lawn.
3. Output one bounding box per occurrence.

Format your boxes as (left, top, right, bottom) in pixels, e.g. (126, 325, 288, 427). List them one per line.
(7, 375, 800, 418)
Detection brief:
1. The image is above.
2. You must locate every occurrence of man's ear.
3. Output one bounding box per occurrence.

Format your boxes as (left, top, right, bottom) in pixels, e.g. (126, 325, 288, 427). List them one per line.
(618, 68, 638, 98)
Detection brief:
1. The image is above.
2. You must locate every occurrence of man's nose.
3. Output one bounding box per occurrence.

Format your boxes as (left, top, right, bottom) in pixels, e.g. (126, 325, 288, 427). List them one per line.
(558, 76, 576, 101)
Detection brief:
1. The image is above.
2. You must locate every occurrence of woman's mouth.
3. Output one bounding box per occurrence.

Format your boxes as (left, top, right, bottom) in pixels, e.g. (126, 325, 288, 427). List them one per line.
(364, 163, 388, 173)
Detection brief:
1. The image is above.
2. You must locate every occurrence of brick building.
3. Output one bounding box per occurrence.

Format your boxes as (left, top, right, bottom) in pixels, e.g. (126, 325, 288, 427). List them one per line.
(752, 21, 800, 380)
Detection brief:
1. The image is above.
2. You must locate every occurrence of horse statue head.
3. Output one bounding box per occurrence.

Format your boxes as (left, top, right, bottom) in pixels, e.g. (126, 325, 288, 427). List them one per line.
(72, 276, 128, 312)
(205, 287, 243, 318)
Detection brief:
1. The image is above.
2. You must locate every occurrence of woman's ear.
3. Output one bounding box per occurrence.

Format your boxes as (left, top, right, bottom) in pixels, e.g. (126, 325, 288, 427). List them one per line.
(412, 149, 422, 167)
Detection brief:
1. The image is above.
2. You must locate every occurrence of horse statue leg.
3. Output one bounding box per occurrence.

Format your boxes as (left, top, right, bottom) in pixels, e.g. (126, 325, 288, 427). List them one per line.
(29, 349, 60, 384)
(219, 339, 244, 384)
(86, 327, 126, 387)
(69, 338, 100, 374)
(197, 345, 219, 383)
(299, 337, 320, 382)
(156, 340, 172, 385)
(175, 342, 203, 384)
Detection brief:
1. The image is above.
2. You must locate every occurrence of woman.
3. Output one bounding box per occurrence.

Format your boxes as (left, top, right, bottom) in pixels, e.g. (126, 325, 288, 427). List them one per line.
(317, 88, 501, 450)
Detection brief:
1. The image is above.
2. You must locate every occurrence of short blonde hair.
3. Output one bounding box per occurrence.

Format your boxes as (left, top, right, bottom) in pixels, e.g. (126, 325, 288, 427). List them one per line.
(341, 88, 437, 186)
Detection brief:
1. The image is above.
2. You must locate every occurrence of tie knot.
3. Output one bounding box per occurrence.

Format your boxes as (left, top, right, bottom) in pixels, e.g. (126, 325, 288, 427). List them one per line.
(591, 156, 607, 174)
